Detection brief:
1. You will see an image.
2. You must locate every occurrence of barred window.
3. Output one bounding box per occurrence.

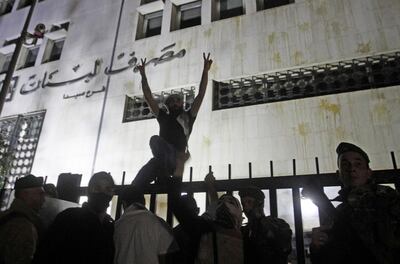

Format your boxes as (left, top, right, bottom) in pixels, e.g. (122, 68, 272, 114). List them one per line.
(123, 87, 195, 122)
(213, 52, 400, 110)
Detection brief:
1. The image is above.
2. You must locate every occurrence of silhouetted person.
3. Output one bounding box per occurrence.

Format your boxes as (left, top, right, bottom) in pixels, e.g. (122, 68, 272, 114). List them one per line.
(308, 142, 400, 264)
(132, 53, 213, 188)
(173, 195, 200, 263)
(0, 174, 45, 264)
(114, 185, 179, 264)
(169, 175, 243, 264)
(33, 172, 115, 264)
(239, 186, 292, 264)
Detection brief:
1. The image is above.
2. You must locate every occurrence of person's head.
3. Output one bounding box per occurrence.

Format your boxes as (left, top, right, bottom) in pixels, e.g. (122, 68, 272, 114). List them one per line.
(239, 186, 265, 219)
(165, 94, 183, 117)
(336, 142, 372, 188)
(14, 174, 45, 212)
(120, 185, 145, 210)
(87, 171, 115, 213)
(43, 183, 58, 198)
(181, 194, 199, 217)
(215, 194, 242, 230)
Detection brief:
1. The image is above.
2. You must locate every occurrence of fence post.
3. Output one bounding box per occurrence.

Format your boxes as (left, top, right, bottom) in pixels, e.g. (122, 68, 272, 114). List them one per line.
(269, 160, 278, 218)
(292, 159, 305, 264)
(248, 162, 252, 179)
(115, 171, 125, 220)
(390, 152, 400, 191)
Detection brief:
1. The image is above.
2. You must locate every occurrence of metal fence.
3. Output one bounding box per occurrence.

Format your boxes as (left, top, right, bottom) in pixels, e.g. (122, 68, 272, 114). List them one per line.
(75, 153, 399, 264)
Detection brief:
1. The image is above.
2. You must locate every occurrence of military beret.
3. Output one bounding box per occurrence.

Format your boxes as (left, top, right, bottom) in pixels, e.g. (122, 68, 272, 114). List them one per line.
(336, 142, 370, 163)
(238, 186, 265, 201)
(14, 174, 44, 190)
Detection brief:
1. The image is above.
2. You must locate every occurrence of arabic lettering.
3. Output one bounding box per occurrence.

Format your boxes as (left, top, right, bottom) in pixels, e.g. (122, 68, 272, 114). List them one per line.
(104, 43, 186, 75)
(46, 59, 101, 87)
(63, 86, 106, 100)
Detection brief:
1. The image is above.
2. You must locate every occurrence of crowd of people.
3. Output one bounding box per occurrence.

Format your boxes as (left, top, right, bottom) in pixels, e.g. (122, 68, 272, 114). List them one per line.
(0, 54, 399, 264)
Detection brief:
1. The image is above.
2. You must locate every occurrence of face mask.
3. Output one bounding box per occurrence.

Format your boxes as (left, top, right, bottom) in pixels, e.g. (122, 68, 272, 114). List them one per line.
(88, 193, 112, 213)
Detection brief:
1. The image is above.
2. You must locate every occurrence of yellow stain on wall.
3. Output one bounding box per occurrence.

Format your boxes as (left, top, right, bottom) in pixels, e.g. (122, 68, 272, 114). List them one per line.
(335, 127, 346, 139)
(273, 52, 282, 64)
(316, 1, 328, 16)
(281, 32, 289, 39)
(298, 22, 310, 32)
(356, 41, 372, 54)
(293, 51, 304, 65)
(203, 136, 212, 147)
(203, 28, 212, 38)
(268, 32, 277, 45)
(298, 123, 309, 137)
(374, 103, 389, 120)
(319, 99, 341, 115)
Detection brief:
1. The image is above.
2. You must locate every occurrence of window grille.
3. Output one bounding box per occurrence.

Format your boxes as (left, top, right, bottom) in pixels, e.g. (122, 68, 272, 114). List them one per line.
(213, 52, 400, 110)
(123, 87, 195, 122)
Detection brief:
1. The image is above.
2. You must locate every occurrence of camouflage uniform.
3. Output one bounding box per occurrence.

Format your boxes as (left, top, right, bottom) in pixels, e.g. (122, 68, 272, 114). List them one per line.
(311, 184, 400, 264)
(242, 216, 292, 264)
(0, 198, 43, 264)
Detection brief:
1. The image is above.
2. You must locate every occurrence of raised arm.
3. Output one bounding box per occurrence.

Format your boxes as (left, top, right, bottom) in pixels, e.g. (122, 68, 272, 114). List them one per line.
(190, 53, 213, 117)
(137, 58, 159, 116)
(204, 172, 219, 205)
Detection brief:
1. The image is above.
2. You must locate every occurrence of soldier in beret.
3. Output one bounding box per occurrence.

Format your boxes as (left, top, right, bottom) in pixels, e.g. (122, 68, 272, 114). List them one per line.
(239, 186, 292, 264)
(0, 174, 45, 264)
(310, 142, 400, 264)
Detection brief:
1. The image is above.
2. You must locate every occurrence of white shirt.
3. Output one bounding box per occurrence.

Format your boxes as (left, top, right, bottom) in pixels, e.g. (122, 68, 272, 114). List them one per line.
(114, 203, 179, 264)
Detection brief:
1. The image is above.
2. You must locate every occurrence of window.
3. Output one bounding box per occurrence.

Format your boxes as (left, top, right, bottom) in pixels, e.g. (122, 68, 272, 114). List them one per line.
(42, 38, 65, 63)
(50, 22, 70, 32)
(213, 51, 400, 111)
(0, 110, 46, 210)
(257, 0, 293, 11)
(171, 1, 201, 31)
(140, 0, 158, 5)
(19, 46, 39, 69)
(18, 0, 44, 9)
(123, 87, 195, 122)
(0, 0, 15, 15)
(212, 0, 243, 21)
(0, 53, 12, 74)
(136, 10, 163, 39)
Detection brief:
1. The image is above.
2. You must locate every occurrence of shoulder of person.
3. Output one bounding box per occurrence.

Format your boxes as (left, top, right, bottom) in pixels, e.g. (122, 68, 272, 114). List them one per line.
(259, 216, 293, 240)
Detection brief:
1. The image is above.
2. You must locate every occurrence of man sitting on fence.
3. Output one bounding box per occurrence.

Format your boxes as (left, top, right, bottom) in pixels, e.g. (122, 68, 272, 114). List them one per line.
(239, 186, 292, 264)
(308, 142, 400, 264)
(132, 53, 213, 188)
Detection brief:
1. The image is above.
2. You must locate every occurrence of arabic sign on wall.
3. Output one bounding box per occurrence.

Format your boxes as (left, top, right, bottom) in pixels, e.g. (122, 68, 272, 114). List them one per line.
(1, 43, 186, 101)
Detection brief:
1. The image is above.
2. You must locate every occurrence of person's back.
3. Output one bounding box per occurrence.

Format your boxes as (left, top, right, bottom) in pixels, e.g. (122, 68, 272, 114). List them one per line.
(114, 185, 179, 264)
(35, 205, 114, 264)
(241, 216, 292, 264)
